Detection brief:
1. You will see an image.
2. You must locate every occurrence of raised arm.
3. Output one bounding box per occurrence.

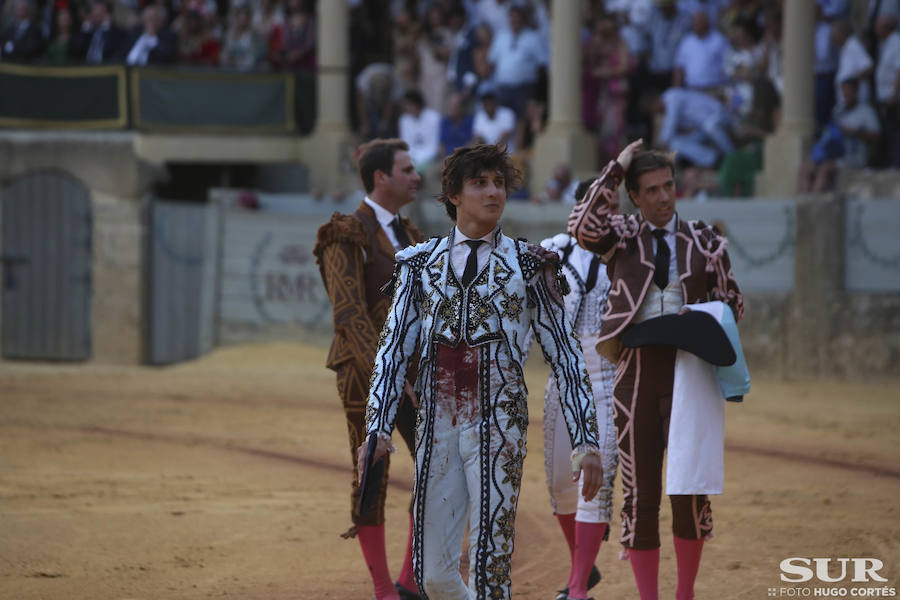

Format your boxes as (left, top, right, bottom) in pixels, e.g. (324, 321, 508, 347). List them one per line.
(567, 139, 643, 256)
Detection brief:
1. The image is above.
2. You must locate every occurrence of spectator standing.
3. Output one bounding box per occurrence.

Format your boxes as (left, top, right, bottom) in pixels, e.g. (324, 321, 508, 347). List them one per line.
(831, 19, 874, 105)
(417, 3, 453, 113)
(583, 12, 631, 165)
(439, 92, 475, 156)
(471, 89, 516, 150)
(252, 0, 285, 67)
(43, 7, 74, 64)
(177, 3, 220, 66)
(274, 3, 316, 72)
(815, 3, 842, 127)
(445, 6, 478, 94)
(467, 0, 511, 35)
(1, 0, 45, 62)
(71, 0, 128, 64)
(398, 89, 441, 173)
(124, 4, 177, 65)
(875, 14, 900, 165)
(356, 62, 402, 140)
(673, 10, 729, 90)
(487, 4, 547, 116)
(724, 17, 764, 117)
(643, 0, 691, 90)
(220, 3, 264, 71)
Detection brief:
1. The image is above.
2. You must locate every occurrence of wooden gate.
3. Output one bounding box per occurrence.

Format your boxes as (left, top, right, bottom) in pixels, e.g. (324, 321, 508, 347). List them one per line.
(1, 171, 92, 360)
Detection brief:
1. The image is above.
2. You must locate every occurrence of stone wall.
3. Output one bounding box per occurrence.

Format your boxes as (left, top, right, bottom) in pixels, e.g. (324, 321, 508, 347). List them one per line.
(0, 131, 162, 363)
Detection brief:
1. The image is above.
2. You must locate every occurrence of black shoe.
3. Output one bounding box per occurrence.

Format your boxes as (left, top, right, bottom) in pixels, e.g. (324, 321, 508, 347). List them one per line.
(554, 566, 602, 600)
(395, 581, 422, 600)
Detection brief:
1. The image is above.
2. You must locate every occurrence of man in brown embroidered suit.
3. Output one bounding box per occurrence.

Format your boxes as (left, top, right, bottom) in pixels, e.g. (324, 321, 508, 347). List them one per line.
(313, 139, 424, 600)
(568, 140, 744, 600)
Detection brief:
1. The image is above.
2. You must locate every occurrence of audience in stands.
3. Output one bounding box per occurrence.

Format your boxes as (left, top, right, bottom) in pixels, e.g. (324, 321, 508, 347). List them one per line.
(472, 88, 516, 150)
(486, 4, 546, 116)
(43, 6, 72, 64)
(5, 0, 900, 196)
(800, 77, 881, 192)
(71, 0, 127, 64)
(125, 4, 176, 66)
(1, 0, 44, 61)
(398, 89, 441, 173)
(875, 13, 900, 166)
(673, 10, 729, 90)
(220, 4, 263, 71)
(583, 11, 630, 164)
(438, 91, 474, 157)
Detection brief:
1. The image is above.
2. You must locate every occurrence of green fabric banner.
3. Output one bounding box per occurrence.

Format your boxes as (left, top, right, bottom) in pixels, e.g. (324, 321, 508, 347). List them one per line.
(0, 64, 126, 129)
(133, 68, 297, 134)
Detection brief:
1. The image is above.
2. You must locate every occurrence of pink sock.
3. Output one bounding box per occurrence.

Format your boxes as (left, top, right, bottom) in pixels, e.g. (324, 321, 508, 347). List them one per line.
(356, 524, 400, 600)
(555, 513, 576, 587)
(568, 521, 607, 599)
(674, 536, 704, 600)
(396, 514, 419, 594)
(628, 547, 660, 600)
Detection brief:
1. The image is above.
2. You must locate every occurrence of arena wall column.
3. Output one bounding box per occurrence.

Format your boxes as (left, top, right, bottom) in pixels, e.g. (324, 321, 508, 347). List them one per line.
(530, 0, 597, 193)
(757, 0, 815, 196)
(300, 0, 355, 194)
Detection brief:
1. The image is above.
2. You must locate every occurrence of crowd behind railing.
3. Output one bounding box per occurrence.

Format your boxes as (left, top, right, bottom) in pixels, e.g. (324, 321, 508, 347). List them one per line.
(2, 0, 899, 198)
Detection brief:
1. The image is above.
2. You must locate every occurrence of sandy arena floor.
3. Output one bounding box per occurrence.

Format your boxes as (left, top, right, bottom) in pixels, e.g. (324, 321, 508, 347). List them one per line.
(0, 342, 898, 600)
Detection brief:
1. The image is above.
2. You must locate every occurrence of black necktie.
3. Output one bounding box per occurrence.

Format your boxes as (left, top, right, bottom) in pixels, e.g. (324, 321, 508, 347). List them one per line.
(584, 255, 601, 293)
(390, 217, 412, 249)
(652, 229, 670, 290)
(461, 240, 483, 287)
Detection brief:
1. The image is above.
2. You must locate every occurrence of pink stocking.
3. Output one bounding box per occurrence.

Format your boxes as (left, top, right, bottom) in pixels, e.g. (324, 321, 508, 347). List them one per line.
(628, 547, 660, 600)
(674, 535, 704, 600)
(568, 522, 606, 599)
(357, 525, 400, 600)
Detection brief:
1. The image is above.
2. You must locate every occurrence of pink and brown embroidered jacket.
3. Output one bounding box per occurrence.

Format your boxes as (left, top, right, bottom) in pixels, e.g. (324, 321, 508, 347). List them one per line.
(567, 160, 744, 360)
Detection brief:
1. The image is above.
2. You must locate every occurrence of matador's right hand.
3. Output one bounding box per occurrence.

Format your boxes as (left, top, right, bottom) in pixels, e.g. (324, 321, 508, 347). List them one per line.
(356, 434, 393, 484)
(616, 138, 644, 171)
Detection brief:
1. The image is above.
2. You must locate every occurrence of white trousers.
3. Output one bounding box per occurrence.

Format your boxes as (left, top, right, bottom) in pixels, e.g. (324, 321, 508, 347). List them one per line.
(543, 333, 618, 523)
(413, 344, 526, 600)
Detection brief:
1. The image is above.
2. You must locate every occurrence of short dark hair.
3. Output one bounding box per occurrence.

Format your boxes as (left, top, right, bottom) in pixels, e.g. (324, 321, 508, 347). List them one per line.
(574, 177, 597, 202)
(437, 144, 522, 221)
(357, 138, 410, 194)
(624, 149, 675, 196)
(403, 89, 425, 109)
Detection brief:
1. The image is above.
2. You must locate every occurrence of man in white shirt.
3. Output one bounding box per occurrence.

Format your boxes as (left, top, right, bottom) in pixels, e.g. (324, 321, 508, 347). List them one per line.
(472, 90, 517, 151)
(487, 5, 548, 116)
(124, 4, 176, 66)
(673, 10, 729, 90)
(831, 19, 874, 104)
(398, 89, 442, 173)
(657, 87, 734, 168)
(875, 13, 900, 165)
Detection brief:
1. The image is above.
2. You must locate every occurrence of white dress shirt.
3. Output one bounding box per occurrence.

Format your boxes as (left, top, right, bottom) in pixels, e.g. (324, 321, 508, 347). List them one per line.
(398, 107, 442, 167)
(635, 215, 682, 323)
(675, 30, 728, 89)
(364, 196, 402, 251)
(836, 36, 874, 103)
(450, 226, 495, 284)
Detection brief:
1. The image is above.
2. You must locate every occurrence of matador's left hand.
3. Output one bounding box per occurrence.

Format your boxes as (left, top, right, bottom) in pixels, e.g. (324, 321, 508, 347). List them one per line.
(575, 453, 604, 501)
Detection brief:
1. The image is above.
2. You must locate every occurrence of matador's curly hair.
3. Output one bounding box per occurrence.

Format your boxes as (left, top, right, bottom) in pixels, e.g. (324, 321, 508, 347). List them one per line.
(436, 143, 522, 221)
